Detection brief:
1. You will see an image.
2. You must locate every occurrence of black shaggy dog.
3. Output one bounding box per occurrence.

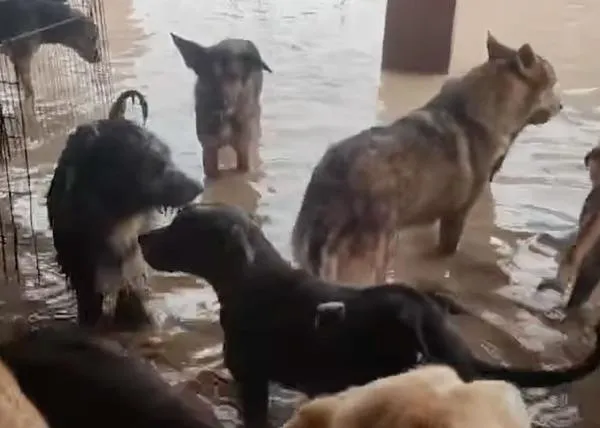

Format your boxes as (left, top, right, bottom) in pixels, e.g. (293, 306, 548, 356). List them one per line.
(138, 204, 600, 428)
(47, 90, 202, 330)
(0, 326, 223, 428)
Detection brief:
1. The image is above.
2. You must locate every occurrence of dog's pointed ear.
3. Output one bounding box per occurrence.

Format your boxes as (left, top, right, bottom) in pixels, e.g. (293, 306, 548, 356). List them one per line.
(171, 33, 210, 75)
(514, 43, 537, 73)
(486, 32, 516, 61)
(242, 53, 273, 73)
(230, 224, 255, 266)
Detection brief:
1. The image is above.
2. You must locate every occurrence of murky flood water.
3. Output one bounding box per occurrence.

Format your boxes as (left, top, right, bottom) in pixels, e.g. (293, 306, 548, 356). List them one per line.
(3, 0, 600, 426)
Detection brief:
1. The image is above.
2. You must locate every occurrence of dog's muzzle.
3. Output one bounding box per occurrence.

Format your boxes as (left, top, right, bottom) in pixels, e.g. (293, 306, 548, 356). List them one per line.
(314, 301, 346, 329)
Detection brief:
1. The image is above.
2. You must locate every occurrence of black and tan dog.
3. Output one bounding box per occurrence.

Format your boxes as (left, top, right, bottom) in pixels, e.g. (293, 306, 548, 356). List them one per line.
(0, 326, 222, 428)
(0, 0, 101, 119)
(538, 144, 600, 311)
(46, 89, 202, 330)
(138, 204, 600, 428)
(171, 33, 272, 179)
(291, 33, 563, 284)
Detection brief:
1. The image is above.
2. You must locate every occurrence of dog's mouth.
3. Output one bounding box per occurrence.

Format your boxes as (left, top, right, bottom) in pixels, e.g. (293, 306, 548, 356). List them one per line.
(528, 109, 553, 125)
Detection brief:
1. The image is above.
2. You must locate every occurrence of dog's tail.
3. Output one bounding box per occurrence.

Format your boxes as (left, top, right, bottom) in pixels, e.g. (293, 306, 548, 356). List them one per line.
(291, 203, 329, 276)
(108, 89, 149, 125)
(472, 321, 600, 388)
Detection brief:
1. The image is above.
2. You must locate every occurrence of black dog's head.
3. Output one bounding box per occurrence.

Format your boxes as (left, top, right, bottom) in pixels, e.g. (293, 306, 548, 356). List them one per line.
(55, 120, 202, 226)
(138, 203, 269, 284)
(58, 5, 101, 63)
(171, 33, 272, 117)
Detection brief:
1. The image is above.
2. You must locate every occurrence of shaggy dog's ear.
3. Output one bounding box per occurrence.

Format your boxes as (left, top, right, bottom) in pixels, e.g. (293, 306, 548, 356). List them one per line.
(282, 396, 338, 428)
(230, 224, 255, 266)
(486, 32, 516, 61)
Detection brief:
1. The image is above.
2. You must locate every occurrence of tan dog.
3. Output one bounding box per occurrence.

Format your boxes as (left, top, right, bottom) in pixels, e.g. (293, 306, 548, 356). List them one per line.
(539, 143, 600, 311)
(292, 32, 562, 284)
(0, 359, 48, 428)
(282, 365, 530, 428)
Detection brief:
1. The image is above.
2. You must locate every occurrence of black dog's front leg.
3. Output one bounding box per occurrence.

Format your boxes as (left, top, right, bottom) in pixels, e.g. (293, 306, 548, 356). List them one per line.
(237, 377, 270, 428)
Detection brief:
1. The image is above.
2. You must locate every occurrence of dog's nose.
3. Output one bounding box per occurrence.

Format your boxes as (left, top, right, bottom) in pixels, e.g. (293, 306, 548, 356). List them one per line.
(559, 103, 563, 110)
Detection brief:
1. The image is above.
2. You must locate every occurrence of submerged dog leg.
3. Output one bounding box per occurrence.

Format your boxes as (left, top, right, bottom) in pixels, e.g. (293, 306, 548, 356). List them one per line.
(13, 55, 36, 130)
(438, 211, 468, 256)
(233, 130, 251, 173)
(373, 235, 389, 283)
(202, 145, 220, 179)
(237, 377, 271, 428)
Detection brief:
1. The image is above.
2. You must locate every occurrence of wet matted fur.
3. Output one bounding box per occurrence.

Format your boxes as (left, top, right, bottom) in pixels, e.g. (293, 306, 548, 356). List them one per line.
(291, 33, 563, 284)
(0, 0, 101, 118)
(138, 204, 600, 428)
(281, 365, 531, 428)
(0, 359, 48, 428)
(171, 33, 272, 178)
(538, 143, 600, 311)
(46, 90, 203, 329)
(0, 326, 222, 428)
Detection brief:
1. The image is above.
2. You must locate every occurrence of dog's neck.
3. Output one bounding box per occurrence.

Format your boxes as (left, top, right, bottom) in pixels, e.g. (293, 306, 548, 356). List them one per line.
(207, 250, 309, 303)
(36, 3, 82, 45)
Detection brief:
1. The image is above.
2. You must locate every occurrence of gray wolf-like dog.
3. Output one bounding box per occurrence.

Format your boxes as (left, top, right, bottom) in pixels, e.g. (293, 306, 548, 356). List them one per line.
(171, 33, 272, 178)
(138, 203, 600, 428)
(538, 143, 600, 312)
(0, 0, 101, 119)
(46, 89, 202, 330)
(292, 32, 563, 284)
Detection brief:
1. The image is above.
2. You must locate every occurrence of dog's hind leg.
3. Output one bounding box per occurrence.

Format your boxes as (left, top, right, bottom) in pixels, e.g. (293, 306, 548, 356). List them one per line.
(202, 145, 220, 179)
(12, 54, 37, 133)
(438, 210, 468, 256)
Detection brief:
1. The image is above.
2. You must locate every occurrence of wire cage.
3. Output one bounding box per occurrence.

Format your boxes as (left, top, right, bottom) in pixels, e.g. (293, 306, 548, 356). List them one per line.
(0, 0, 115, 296)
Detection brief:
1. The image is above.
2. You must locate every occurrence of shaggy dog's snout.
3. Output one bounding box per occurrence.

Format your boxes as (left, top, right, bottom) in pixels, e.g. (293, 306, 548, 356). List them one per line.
(153, 169, 203, 207)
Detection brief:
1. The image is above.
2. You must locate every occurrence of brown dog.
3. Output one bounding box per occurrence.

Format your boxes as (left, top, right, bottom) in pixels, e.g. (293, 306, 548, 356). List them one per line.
(0, 359, 48, 428)
(291, 32, 562, 284)
(281, 365, 531, 428)
(539, 144, 600, 311)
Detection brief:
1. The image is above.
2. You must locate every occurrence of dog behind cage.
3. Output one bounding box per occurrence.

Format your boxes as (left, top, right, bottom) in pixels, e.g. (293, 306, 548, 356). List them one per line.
(0, 0, 115, 289)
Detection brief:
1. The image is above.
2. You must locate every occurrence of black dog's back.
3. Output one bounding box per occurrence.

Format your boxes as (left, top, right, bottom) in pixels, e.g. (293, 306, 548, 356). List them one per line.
(0, 327, 221, 428)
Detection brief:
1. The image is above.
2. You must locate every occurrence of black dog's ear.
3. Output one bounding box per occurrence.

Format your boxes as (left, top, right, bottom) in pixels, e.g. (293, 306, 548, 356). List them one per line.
(230, 224, 255, 266)
(171, 33, 210, 75)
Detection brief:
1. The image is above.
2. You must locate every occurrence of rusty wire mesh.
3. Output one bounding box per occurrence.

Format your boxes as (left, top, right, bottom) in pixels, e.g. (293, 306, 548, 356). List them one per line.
(0, 0, 114, 293)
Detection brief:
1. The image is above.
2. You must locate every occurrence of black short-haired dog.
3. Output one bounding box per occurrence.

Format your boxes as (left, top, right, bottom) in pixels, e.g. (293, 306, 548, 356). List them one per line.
(171, 33, 272, 178)
(0, 0, 101, 118)
(138, 204, 600, 428)
(0, 326, 223, 428)
(46, 90, 202, 330)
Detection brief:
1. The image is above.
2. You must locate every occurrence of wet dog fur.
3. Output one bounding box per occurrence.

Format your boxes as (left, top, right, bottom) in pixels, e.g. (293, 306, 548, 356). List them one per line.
(0, 359, 49, 428)
(281, 365, 531, 428)
(138, 204, 600, 428)
(0, 0, 101, 119)
(0, 326, 222, 428)
(538, 144, 600, 311)
(46, 89, 203, 330)
(291, 33, 563, 284)
(171, 33, 272, 178)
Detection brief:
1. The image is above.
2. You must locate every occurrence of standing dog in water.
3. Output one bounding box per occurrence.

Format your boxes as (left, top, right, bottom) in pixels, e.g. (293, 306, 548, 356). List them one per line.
(46, 89, 202, 330)
(538, 143, 600, 311)
(0, 0, 101, 120)
(171, 33, 272, 178)
(292, 33, 563, 284)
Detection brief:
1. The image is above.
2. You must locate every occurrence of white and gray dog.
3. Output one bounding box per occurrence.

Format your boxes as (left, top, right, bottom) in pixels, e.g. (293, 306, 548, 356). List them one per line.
(46, 89, 203, 330)
(171, 33, 272, 178)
